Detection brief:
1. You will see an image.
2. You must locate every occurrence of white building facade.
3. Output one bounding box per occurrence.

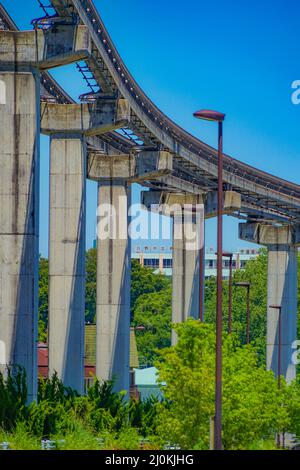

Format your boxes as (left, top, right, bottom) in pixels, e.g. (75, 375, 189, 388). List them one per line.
(132, 246, 259, 279)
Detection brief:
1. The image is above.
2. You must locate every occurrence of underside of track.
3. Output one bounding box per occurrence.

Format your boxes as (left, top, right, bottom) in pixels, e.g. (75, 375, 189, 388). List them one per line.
(1, 0, 300, 225)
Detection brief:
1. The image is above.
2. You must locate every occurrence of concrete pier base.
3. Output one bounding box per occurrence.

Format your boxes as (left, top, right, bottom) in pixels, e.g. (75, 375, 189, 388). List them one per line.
(0, 71, 40, 402)
(239, 222, 299, 382)
(48, 134, 86, 393)
(172, 211, 202, 345)
(96, 180, 131, 394)
(267, 245, 298, 382)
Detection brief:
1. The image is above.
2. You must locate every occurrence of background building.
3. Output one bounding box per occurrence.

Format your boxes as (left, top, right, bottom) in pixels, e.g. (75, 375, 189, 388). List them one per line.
(132, 246, 259, 279)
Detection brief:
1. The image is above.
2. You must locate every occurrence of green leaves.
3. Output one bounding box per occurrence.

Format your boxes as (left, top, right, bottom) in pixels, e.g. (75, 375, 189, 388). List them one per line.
(205, 249, 268, 362)
(155, 319, 295, 450)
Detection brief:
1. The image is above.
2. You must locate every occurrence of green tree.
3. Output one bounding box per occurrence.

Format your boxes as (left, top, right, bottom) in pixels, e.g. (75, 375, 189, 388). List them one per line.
(38, 257, 48, 343)
(130, 260, 172, 365)
(131, 260, 171, 316)
(133, 286, 172, 366)
(205, 249, 268, 363)
(85, 248, 97, 323)
(155, 319, 288, 450)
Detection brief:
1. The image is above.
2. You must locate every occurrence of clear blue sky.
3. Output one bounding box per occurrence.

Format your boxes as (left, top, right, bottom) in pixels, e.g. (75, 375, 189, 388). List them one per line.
(3, 0, 300, 256)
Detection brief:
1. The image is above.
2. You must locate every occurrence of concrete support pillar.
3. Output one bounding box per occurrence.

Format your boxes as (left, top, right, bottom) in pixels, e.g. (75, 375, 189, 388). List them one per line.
(48, 134, 86, 394)
(172, 212, 202, 344)
(267, 245, 298, 382)
(239, 222, 299, 382)
(96, 180, 131, 393)
(0, 71, 40, 402)
(199, 220, 205, 322)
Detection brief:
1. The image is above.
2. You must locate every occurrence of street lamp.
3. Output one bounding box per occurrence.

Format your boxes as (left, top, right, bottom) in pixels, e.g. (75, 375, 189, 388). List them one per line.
(269, 304, 282, 448)
(217, 251, 233, 334)
(193, 109, 225, 450)
(234, 282, 251, 344)
(199, 242, 205, 322)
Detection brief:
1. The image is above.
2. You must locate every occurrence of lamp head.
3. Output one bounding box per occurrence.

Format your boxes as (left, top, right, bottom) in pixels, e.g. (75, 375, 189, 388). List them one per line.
(193, 109, 225, 122)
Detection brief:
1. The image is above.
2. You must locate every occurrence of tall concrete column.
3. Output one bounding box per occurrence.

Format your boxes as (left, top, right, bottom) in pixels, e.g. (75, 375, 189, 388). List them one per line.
(0, 71, 40, 402)
(267, 245, 298, 382)
(96, 180, 131, 393)
(199, 218, 205, 322)
(239, 222, 299, 382)
(172, 211, 201, 345)
(48, 134, 86, 394)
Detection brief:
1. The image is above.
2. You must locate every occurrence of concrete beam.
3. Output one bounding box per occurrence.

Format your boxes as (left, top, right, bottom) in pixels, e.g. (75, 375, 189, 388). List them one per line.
(41, 99, 130, 136)
(239, 222, 300, 246)
(141, 190, 163, 208)
(131, 150, 173, 182)
(87, 153, 135, 181)
(88, 151, 173, 183)
(205, 190, 242, 218)
(141, 190, 204, 214)
(157, 175, 204, 194)
(0, 71, 39, 402)
(162, 193, 204, 208)
(0, 27, 90, 71)
(141, 189, 240, 219)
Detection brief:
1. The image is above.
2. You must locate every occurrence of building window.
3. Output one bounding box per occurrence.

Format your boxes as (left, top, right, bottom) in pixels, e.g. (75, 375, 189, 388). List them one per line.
(163, 259, 173, 268)
(144, 258, 159, 268)
(205, 260, 215, 268)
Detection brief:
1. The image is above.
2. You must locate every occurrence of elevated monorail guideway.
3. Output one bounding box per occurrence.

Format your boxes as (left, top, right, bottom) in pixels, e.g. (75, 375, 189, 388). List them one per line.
(48, 0, 300, 224)
(0, 0, 299, 396)
(0, 2, 134, 155)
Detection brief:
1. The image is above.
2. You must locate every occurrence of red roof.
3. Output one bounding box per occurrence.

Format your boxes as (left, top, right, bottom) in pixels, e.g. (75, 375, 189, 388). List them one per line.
(37, 343, 95, 379)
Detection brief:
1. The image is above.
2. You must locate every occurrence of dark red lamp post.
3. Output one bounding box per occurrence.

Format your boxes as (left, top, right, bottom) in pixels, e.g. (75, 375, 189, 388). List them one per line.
(193, 109, 225, 451)
(217, 251, 233, 334)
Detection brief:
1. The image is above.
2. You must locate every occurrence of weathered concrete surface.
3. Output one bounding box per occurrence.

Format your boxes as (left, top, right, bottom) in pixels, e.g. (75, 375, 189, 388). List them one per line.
(239, 222, 298, 382)
(139, 191, 205, 332)
(41, 99, 130, 136)
(141, 191, 204, 213)
(267, 246, 298, 382)
(48, 135, 86, 393)
(132, 150, 173, 182)
(0, 71, 40, 402)
(0, 27, 90, 70)
(205, 190, 241, 218)
(141, 190, 163, 208)
(239, 222, 300, 246)
(172, 207, 204, 344)
(87, 154, 135, 181)
(141, 189, 240, 219)
(45, 102, 131, 392)
(96, 181, 131, 394)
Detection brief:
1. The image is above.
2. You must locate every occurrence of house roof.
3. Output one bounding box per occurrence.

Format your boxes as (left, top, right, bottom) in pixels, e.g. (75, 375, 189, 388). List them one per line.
(85, 324, 139, 369)
(37, 325, 140, 376)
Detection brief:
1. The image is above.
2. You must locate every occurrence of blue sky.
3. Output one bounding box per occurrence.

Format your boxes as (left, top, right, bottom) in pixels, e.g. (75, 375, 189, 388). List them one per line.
(3, 0, 300, 256)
